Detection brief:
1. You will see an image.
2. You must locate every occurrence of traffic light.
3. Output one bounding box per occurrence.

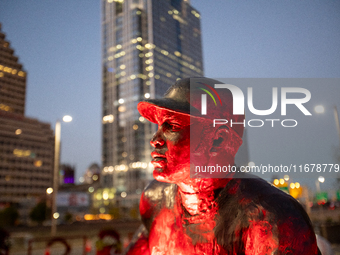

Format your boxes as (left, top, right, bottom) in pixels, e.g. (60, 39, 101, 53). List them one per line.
(273, 179, 289, 194)
(316, 192, 328, 204)
(273, 179, 303, 198)
(289, 182, 302, 199)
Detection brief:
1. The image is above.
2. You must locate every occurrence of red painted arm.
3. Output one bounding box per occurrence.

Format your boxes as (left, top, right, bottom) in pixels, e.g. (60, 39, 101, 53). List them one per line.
(125, 226, 150, 255)
(244, 214, 319, 255)
(125, 182, 158, 255)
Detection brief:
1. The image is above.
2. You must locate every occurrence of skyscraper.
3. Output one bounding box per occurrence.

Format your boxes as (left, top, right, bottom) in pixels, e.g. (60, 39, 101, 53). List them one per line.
(0, 24, 54, 222)
(101, 0, 203, 208)
(0, 25, 26, 115)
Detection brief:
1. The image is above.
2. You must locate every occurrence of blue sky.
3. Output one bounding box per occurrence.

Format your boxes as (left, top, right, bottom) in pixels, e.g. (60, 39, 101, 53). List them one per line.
(1, 0, 339, 192)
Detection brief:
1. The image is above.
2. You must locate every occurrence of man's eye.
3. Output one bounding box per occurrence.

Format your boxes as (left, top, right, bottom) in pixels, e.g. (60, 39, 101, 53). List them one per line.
(168, 123, 181, 131)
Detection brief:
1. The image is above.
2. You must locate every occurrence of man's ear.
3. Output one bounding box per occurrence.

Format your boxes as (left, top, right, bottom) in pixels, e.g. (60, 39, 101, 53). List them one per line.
(210, 127, 230, 153)
(210, 127, 241, 157)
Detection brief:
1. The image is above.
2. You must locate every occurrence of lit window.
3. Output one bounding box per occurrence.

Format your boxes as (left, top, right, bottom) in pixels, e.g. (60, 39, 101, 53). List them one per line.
(102, 114, 114, 123)
(174, 51, 181, 57)
(120, 64, 126, 69)
(161, 50, 169, 56)
(133, 124, 138, 130)
(136, 45, 144, 51)
(34, 160, 43, 167)
(18, 71, 25, 77)
(122, 152, 128, 157)
(118, 98, 124, 104)
(15, 129, 22, 135)
(118, 106, 126, 112)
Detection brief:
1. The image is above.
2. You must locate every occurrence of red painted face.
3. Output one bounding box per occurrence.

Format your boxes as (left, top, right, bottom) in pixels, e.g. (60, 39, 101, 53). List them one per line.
(150, 108, 239, 185)
(150, 109, 192, 183)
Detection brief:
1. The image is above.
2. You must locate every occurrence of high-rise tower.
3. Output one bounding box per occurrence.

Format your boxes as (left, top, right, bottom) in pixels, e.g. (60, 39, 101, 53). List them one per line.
(0, 24, 54, 222)
(101, 0, 203, 207)
(0, 25, 26, 115)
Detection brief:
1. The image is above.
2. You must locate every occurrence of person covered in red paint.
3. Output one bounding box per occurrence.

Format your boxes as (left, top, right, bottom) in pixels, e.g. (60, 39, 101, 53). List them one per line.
(125, 77, 321, 255)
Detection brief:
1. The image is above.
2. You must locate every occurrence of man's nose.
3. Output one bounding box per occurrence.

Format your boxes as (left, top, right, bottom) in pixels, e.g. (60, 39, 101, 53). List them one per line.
(150, 129, 165, 147)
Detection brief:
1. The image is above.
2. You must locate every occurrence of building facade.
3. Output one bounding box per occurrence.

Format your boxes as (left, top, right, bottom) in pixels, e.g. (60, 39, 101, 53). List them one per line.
(0, 111, 54, 205)
(101, 0, 203, 209)
(0, 24, 55, 222)
(0, 25, 26, 115)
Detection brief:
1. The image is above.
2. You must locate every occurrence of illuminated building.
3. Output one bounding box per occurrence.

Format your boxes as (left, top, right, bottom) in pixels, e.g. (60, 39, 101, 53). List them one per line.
(0, 25, 26, 115)
(0, 112, 54, 204)
(0, 24, 54, 221)
(59, 164, 75, 185)
(101, 0, 203, 208)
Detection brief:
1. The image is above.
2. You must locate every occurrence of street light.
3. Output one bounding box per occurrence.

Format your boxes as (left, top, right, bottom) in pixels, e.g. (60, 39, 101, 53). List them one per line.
(46, 187, 53, 195)
(315, 176, 325, 193)
(51, 115, 72, 236)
